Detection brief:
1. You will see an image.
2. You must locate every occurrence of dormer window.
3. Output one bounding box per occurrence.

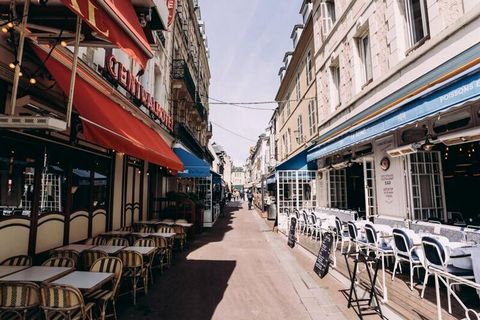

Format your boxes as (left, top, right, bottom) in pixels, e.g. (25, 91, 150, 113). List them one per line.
(290, 25, 304, 48)
(300, 0, 313, 24)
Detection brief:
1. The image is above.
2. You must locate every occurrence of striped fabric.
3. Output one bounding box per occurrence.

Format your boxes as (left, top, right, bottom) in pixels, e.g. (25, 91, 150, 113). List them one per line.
(49, 250, 79, 265)
(0, 255, 32, 267)
(157, 226, 174, 233)
(81, 250, 107, 271)
(117, 251, 145, 305)
(118, 226, 133, 232)
(41, 257, 75, 268)
(40, 284, 93, 320)
(90, 237, 107, 246)
(133, 238, 155, 247)
(118, 251, 142, 269)
(106, 238, 129, 247)
(139, 226, 155, 233)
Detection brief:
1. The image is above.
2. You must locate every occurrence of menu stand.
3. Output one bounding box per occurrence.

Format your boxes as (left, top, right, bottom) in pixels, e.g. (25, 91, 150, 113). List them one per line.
(344, 252, 384, 320)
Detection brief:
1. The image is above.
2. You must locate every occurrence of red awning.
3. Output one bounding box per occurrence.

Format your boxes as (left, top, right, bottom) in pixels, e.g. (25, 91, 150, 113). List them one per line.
(60, 0, 153, 68)
(33, 45, 183, 172)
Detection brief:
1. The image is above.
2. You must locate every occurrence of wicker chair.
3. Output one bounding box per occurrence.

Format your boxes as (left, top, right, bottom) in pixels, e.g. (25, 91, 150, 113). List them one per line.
(1, 255, 32, 267)
(49, 250, 80, 267)
(156, 226, 174, 234)
(118, 226, 133, 232)
(151, 236, 169, 272)
(0, 282, 40, 320)
(86, 257, 123, 320)
(133, 238, 156, 283)
(42, 257, 76, 268)
(81, 250, 108, 271)
(173, 225, 186, 251)
(106, 238, 129, 247)
(40, 284, 94, 320)
(117, 251, 146, 305)
(139, 226, 155, 233)
(85, 237, 107, 246)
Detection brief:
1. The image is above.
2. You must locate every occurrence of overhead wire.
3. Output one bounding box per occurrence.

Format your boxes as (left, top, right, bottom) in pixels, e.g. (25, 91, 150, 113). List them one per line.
(211, 121, 257, 142)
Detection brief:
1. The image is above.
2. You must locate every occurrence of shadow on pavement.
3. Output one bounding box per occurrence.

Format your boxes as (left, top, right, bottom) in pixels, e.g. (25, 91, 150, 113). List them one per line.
(118, 202, 242, 319)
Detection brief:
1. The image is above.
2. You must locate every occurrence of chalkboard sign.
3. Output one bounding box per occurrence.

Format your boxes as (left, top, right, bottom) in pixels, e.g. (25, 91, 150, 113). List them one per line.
(313, 231, 334, 278)
(287, 217, 297, 248)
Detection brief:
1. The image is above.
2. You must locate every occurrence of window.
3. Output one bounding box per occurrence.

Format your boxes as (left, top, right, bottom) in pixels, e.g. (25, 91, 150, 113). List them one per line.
(286, 100, 291, 115)
(308, 100, 318, 136)
(287, 129, 292, 153)
(329, 61, 340, 111)
(306, 51, 313, 84)
(358, 32, 372, 84)
(296, 115, 304, 144)
(405, 0, 429, 48)
(320, 0, 336, 36)
(295, 73, 301, 101)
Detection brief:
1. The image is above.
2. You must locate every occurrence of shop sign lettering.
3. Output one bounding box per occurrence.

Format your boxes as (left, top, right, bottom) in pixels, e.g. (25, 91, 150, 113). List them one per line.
(105, 54, 174, 131)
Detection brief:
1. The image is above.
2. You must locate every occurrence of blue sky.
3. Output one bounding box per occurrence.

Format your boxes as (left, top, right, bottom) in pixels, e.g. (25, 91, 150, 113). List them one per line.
(200, 0, 303, 165)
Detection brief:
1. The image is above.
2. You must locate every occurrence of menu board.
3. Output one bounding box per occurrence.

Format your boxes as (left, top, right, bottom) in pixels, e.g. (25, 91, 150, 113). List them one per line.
(287, 217, 297, 248)
(313, 231, 334, 278)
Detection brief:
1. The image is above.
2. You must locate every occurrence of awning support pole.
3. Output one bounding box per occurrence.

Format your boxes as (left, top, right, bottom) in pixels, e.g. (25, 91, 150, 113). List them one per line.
(9, 0, 30, 116)
(66, 16, 82, 128)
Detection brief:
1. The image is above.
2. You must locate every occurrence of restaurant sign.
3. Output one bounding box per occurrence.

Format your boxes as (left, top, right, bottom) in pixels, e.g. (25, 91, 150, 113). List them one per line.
(104, 54, 174, 131)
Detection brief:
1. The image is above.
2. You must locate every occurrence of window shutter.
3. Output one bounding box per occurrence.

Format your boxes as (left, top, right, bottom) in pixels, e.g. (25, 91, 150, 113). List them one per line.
(320, 2, 333, 37)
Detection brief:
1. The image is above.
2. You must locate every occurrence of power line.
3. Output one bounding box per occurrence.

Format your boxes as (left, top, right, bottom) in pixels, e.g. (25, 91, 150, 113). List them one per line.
(211, 121, 257, 142)
(205, 95, 317, 106)
(207, 97, 275, 111)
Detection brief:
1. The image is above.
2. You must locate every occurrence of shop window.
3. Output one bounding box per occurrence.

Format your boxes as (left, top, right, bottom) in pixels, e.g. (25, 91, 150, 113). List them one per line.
(0, 143, 37, 217)
(433, 111, 470, 134)
(408, 151, 445, 221)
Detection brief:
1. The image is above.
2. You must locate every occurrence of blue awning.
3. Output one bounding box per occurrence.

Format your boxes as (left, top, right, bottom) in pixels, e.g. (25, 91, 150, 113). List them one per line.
(173, 148, 210, 178)
(266, 173, 276, 185)
(277, 150, 317, 170)
(308, 63, 480, 162)
(211, 171, 222, 184)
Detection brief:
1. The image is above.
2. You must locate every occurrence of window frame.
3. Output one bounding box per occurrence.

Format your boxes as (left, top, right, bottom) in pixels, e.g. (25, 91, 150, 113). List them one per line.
(306, 50, 313, 84)
(329, 62, 341, 111)
(308, 99, 318, 136)
(404, 0, 430, 50)
(358, 32, 373, 85)
(296, 115, 304, 144)
(295, 73, 301, 102)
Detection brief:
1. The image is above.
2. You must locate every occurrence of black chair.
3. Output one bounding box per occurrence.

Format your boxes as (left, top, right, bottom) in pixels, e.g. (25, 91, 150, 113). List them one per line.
(421, 236, 474, 314)
(391, 228, 423, 290)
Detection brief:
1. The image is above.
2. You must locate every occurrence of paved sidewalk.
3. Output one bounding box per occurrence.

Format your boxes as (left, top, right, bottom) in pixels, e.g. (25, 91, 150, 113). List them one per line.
(119, 202, 357, 320)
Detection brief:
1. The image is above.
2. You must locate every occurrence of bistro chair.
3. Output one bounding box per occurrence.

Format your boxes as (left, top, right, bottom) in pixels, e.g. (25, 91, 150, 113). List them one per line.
(86, 257, 123, 320)
(391, 228, 423, 290)
(347, 221, 368, 253)
(0, 255, 32, 267)
(118, 226, 133, 232)
(85, 236, 107, 246)
(139, 225, 155, 233)
(309, 213, 322, 241)
(173, 225, 186, 251)
(151, 236, 170, 271)
(42, 257, 76, 268)
(81, 250, 108, 271)
(294, 209, 305, 235)
(49, 250, 80, 267)
(0, 281, 40, 320)
(106, 238, 130, 247)
(420, 236, 474, 314)
(117, 251, 147, 305)
(40, 284, 94, 320)
(302, 210, 311, 235)
(133, 238, 156, 283)
(335, 217, 350, 254)
(156, 226, 174, 234)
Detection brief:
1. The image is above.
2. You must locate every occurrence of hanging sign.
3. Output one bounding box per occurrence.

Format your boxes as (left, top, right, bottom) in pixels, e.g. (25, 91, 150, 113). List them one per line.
(287, 217, 297, 248)
(313, 231, 334, 278)
(104, 54, 174, 131)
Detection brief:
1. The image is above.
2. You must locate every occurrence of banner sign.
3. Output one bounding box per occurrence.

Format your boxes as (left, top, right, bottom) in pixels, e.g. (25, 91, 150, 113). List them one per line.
(313, 232, 334, 278)
(104, 54, 174, 131)
(287, 217, 297, 248)
(166, 0, 177, 28)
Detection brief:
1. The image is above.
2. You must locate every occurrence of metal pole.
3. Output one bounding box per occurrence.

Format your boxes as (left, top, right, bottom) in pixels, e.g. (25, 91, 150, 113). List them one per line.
(66, 16, 82, 128)
(9, 0, 30, 116)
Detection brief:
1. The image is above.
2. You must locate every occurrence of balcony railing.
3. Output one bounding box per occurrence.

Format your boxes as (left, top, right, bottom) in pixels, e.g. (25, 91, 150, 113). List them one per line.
(172, 59, 196, 100)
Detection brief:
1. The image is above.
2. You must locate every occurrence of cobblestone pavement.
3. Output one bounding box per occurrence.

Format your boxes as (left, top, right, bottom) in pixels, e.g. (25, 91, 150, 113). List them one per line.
(119, 201, 357, 320)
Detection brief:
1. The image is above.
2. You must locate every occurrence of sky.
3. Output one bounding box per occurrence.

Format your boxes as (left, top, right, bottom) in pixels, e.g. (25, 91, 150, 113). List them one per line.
(199, 0, 303, 166)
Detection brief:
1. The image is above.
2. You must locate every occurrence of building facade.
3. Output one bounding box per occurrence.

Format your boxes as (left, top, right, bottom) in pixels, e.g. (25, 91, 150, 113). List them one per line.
(0, 0, 211, 261)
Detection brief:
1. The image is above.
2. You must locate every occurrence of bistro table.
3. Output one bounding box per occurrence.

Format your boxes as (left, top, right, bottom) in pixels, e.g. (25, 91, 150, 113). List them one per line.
(122, 246, 157, 256)
(136, 220, 162, 226)
(0, 265, 30, 278)
(93, 245, 126, 255)
(55, 244, 96, 253)
(0, 266, 72, 283)
(175, 222, 193, 228)
(154, 232, 176, 239)
(101, 230, 131, 237)
(52, 271, 114, 294)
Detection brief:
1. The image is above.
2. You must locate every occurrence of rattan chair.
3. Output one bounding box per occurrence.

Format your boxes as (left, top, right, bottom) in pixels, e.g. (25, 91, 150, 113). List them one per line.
(49, 250, 80, 267)
(0, 255, 32, 267)
(117, 251, 146, 305)
(42, 257, 76, 268)
(156, 226, 174, 233)
(173, 225, 186, 251)
(151, 236, 169, 272)
(0, 282, 40, 320)
(133, 238, 156, 283)
(86, 257, 123, 320)
(85, 236, 107, 246)
(40, 284, 94, 320)
(118, 226, 133, 232)
(106, 238, 129, 247)
(139, 226, 155, 233)
(81, 250, 108, 271)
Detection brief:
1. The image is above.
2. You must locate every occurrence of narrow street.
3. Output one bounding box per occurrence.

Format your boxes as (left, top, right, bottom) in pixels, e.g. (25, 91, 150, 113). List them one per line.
(119, 202, 356, 320)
